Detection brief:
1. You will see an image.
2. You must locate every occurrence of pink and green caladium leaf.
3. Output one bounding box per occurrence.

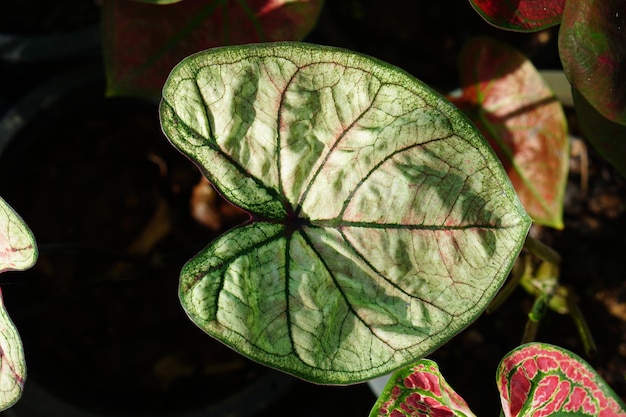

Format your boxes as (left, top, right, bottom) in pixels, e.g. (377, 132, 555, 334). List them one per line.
(0, 196, 37, 411)
(369, 359, 476, 417)
(450, 37, 568, 229)
(468, 0, 565, 31)
(498, 343, 626, 417)
(102, 0, 323, 98)
(559, 0, 626, 126)
(160, 42, 531, 384)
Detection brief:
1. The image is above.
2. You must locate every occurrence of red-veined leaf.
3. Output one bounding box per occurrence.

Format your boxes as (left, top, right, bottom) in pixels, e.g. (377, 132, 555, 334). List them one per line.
(498, 343, 626, 417)
(369, 359, 476, 417)
(450, 37, 568, 229)
(0, 196, 37, 411)
(160, 42, 531, 384)
(559, 0, 626, 126)
(103, 0, 324, 98)
(468, 0, 564, 32)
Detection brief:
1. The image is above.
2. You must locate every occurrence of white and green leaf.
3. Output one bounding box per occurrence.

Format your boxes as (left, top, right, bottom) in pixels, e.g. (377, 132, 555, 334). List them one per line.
(160, 42, 531, 384)
(0, 196, 37, 410)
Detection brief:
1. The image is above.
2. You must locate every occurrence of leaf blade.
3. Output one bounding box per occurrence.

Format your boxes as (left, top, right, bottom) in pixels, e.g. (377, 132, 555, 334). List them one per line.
(468, 0, 565, 31)
(559, 0, 626, 126)
(369, 359, 476, 417)
(451, 37, 569, 229)
(0, 197, 37, 410)
(497, 343, 626, 417)
(161, 42, 531, 383)
(103, 0, 323, 98)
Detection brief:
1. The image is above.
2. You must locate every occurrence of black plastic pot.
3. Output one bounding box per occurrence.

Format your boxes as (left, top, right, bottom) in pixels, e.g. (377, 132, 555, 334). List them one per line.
(0, 65, 294, 417)
(0, 0, 100, 64)
(0, 25, 100, 63)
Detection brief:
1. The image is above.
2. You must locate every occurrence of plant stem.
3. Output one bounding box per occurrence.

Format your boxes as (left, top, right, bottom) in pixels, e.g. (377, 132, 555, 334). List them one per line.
(522, 294, 549, 343)
(523, 235, 561, 265)
(565, 286, 598, 357)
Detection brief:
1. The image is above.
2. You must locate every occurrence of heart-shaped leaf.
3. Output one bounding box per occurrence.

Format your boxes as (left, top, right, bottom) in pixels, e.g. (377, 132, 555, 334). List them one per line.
(559, 0, 626, 126)
(160, 42, 531, 384)
(498, 343, 626, 417)
(369, 359, 476, 417)
(450, 37, 568, 229)
(0, 196, 37, 411)
(103, 0, 323, 98)
(468, 0, 565, 31)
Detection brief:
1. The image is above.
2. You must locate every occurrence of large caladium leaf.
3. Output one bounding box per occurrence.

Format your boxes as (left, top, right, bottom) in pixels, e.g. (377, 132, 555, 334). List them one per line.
(160, 42, 531, 384)
(450, 37, 568, 229)
(498, 343, 626, 417)
(102, 0, 323, 98)
(369, 359, 476, 417)
(468, 0, 565, 31)
(0, 197, 37, 410)
(559, 0, 626, 126)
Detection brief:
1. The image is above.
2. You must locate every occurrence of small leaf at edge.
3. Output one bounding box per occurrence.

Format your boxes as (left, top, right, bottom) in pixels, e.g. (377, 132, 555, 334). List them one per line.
(0, 196, 37, 411)
(497, 342, 626, 417)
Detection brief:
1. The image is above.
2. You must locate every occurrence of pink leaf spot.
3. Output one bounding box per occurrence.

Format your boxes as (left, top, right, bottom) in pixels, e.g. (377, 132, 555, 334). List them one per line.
(564, 386, 594, 413)
(536, 379, 571, 417)
(509, 368, 531, 416)
(533, 375, 560, 406)
(536, 356, 558, 372)
(522, 357, 538, 379)
(404, 371, 441, 397)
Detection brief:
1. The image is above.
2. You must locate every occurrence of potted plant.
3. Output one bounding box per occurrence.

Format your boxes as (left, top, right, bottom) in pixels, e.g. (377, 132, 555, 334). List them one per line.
(1, 1, 625, 416)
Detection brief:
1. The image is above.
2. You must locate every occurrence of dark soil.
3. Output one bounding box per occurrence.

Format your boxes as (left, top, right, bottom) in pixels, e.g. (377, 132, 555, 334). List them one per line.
(0, 1, 624, 417)
(0, 81, 272, 414)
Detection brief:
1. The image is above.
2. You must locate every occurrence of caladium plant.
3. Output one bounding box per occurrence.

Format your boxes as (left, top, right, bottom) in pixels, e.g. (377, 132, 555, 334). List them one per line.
(0, 196, 37, 411)
(370, 342, 626, 417)
(159, 41, 532, 384)
(467, 0, 626, 175)
(103, 0, 324, 98)
(449, 37, 569, 229)
(498, 343, 626, 417)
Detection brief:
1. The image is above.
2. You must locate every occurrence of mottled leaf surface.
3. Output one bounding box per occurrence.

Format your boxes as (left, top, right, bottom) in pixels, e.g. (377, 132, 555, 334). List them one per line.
(0, 197, 37, 410)
(370, 359, 476, 417)
(468, 0, 564, 31)
(450, 37, 568, 229)
(103, 0, 323, 98)
(160, 42, 531, 384)
(559, 0, 626, 126)
(498, 343, 626, 417)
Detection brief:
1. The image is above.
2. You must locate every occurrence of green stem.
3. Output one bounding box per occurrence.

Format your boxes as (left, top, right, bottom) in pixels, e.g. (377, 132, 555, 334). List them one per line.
(523, 235, 561, 265)
(522, 294, 549, 343)
(522, 318, 540, 344)
(565, 286, 597, 357)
